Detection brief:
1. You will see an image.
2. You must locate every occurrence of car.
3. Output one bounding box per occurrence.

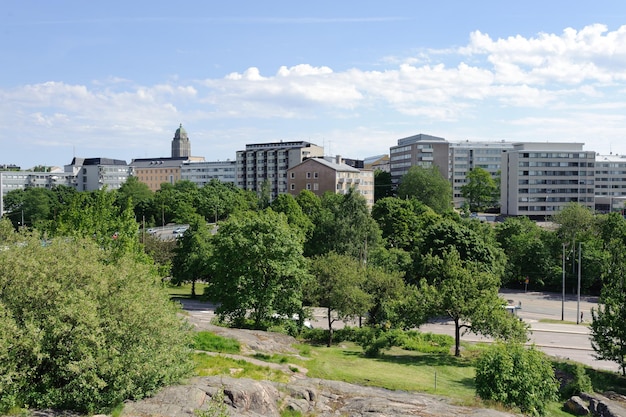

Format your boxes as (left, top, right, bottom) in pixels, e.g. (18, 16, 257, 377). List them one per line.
(172, 227, 185, 234)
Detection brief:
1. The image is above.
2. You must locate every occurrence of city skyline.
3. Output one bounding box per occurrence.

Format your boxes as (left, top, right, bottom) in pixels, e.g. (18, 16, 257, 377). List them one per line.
(2, 1, 626, 169)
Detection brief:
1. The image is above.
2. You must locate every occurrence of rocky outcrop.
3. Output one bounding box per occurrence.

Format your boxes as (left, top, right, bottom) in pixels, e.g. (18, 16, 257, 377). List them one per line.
(575, 392, 626, 417)
(121, 376, 521, 417)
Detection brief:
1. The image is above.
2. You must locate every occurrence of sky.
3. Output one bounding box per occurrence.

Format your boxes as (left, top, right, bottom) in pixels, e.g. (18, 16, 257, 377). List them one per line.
(2, 1, 626, 169)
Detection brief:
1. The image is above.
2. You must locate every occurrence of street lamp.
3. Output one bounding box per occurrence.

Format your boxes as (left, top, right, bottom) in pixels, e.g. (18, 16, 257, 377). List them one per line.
(561, 243, 565, 321)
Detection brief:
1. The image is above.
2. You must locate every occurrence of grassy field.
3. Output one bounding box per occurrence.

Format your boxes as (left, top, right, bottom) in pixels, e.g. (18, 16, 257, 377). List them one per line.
(166, 282, 208, 298)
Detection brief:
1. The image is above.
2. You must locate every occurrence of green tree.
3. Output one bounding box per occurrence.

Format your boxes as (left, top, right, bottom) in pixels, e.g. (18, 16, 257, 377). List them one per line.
(305, 189, 381, 259)
(3, 187, 56, 230)
(0, 235, 192, 413)
(270, 193, 314, 238)
(196, 179, 255, 223)
(495, 216, 554, 288)
(307, 252, 372, 346)
(374, 169, 394, 201)
(475, 342, 559, 416)
(590, 238, 626, 376)
(362, 266, 406, 327)
(171, 215, 213, 297)
(205, 210, 308, 328)
(420, 249, 527, 356)
(397, 165, 452, 213)
(460, 167, 498, 212)
(116, 176, 154, 222)
(551, 202, 595, 245)
(54, 189, 143, 260)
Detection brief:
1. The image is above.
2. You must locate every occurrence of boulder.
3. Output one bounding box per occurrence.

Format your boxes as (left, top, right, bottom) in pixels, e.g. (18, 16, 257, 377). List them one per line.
(564, 396, 590, 415)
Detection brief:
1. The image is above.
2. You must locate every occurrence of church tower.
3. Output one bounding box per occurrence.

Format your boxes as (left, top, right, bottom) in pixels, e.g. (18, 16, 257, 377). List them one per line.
(171, 123, 191, 158)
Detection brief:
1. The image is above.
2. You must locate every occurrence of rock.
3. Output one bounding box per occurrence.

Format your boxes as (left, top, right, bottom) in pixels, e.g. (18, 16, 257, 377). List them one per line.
(565, 396, 590, 415)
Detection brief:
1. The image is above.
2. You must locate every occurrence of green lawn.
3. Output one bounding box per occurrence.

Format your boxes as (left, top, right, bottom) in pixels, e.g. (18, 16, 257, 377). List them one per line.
(166, 282, 208, 298)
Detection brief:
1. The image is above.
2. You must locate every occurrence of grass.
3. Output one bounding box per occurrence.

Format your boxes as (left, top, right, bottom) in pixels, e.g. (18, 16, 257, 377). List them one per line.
(539, 318, 590, 326)
(193, 331, 241, 353)
(167, 282, 209, 298)
(193, 353, 290, 383)
(189, 328, 626, 415)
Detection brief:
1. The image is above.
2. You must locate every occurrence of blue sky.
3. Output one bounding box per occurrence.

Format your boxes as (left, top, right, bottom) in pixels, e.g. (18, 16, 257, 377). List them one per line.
(2, 1, 626, 169)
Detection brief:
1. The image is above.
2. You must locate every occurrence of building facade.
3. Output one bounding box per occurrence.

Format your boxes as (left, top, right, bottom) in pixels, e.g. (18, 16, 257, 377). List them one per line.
(65, 157, 133, 192)
(500, 143, 596, 217)
(594, 154, 626, 213)
(287, 156, 375, 207)
(449, 141, 513, 207)
(181, 160, 237, 186)
(131, 157, 188, 191)
(236, 141, 324, 200)
(389, 134, 449, 188)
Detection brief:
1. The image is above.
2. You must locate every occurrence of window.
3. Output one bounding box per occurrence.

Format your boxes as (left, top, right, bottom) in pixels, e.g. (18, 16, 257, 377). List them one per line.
(290, 183, 295, 190)
(306, 172, 311, 179)
(290, 172, 295, 179)
(314, 172, 319, 178)
(313, 183, 319, 191)
(306, 183, 311, 190)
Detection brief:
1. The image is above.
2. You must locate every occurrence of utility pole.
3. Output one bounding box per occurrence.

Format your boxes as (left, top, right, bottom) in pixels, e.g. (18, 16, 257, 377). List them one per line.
(561, 243, 565, 321)
(577, 242, 582, 324)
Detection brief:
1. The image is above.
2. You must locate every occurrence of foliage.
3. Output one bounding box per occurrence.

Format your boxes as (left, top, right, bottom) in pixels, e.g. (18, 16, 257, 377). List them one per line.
(192, 354, 289, 383)
(269, 193, 314, 239)
(397, 165, 452, 213)
(551, 202, 595, 244)
(193, 332, 241, 354)
(356, 328, 455, 357)
(54, 189, 145, 261)
(196, 179, 257, 223)
(495, 216, 554, 288)
(553, 362, 593, 398)
(460, 167, 499, 212)
(194, 387, 229, 417)
(171, 215, 213, 297)
(305, 189, 381, 259)
(116, 176, 154, 222)
(590, 238, 626, 376)
(0, 236, 192, 413)
(307, 252, 372, 346)
(362, 266, 406, 327)
(475, 342, 559, 416)
(205, 210, 309, 328)
(142, 233, 177, 277)
(419, 249, 528, 356)
(373, 169, 394, 201)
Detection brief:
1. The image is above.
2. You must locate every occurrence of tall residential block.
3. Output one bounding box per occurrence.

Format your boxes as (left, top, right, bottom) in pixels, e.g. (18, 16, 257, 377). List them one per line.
(236, 141, 324, 199)
(500, 143, 596, 217)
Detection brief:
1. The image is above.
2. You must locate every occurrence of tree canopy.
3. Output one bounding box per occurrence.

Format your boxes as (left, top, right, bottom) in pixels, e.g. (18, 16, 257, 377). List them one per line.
(397, 165, 452, 213)
(205, 210, 309, 328)
(460, 167, 498, 212)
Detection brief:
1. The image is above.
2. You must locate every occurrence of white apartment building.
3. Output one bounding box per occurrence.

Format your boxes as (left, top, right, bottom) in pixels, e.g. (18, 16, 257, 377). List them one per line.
(236, 141, 324, 200)
(500, 143, 596, 217)
(594, 154, 626, 213)
(449, 141, 514, 207)
(0, 169, 75, 217)
(65, 157, 133, 192)
(181, 160, 236, 186)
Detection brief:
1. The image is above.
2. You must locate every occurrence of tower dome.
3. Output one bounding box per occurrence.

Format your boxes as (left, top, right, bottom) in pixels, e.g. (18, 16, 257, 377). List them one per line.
(171, 123, 191, 158)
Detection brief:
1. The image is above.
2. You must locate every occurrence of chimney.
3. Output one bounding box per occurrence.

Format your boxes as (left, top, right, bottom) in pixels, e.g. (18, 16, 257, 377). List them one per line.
(335, 155, 342, 164)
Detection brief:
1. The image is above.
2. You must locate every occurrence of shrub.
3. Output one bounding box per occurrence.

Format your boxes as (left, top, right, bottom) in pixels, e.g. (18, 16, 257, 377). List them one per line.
(0, 236, 193, 413)
(475, 342, 559, 416)
(554, 362, 593, 398)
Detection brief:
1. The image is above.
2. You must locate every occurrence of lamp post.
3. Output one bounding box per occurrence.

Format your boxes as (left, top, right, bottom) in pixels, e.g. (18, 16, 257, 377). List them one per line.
(561, 242, 565, 321)
(576, 242, 582, 324)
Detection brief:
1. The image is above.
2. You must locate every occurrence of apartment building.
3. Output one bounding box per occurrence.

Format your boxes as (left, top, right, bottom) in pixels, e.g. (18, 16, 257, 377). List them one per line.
(389, 134, 449, 188)
(65, 157, 133, 192)
(500, 143, 596, 217)
(287, 156, 375, 207)
(449, 141, 513, 206)
(236, 141, 324, 200)
(181, 160, 237, 186)
(594, 154, 626, 213)
(0, 169, 75, 216)
(131, 157, 188, 192)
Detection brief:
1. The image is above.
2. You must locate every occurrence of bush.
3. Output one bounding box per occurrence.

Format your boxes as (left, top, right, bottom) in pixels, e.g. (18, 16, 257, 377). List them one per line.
(0, 236, 193, 413)
(475, 342, 559, 416)
(554, 362, 593, 398)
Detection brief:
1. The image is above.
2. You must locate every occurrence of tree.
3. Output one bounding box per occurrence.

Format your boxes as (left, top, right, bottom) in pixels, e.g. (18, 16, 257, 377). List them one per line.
(305, 189, 381, 259)
(475, 342, 559, 416)
(362, 266, 406, 327)
(116, 176, 154, 222)
(171, 215, 213, 297)
(0, 235, 192, 413)
(590, 238, 626, 376)
(397, 165, 452, 213)
(270, 193, 314, 239)
(205, 210, 309, 328)
(196, 179, 255, 223)
(54, 189, 144, 261)
(307, 252, 372, 346)
(420, 249, 528, 356)
(374, 169, 394, 201)
(460, 167, 498, 212)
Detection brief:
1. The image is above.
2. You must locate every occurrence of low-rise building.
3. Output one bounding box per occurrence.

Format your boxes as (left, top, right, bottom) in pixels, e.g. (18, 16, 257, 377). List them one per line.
(181, 160, 237, 186)
(287, 156, 375, 207)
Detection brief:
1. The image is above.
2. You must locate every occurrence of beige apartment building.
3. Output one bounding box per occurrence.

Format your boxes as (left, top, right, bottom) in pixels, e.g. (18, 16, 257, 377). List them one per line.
(287, 156, 375, 208)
